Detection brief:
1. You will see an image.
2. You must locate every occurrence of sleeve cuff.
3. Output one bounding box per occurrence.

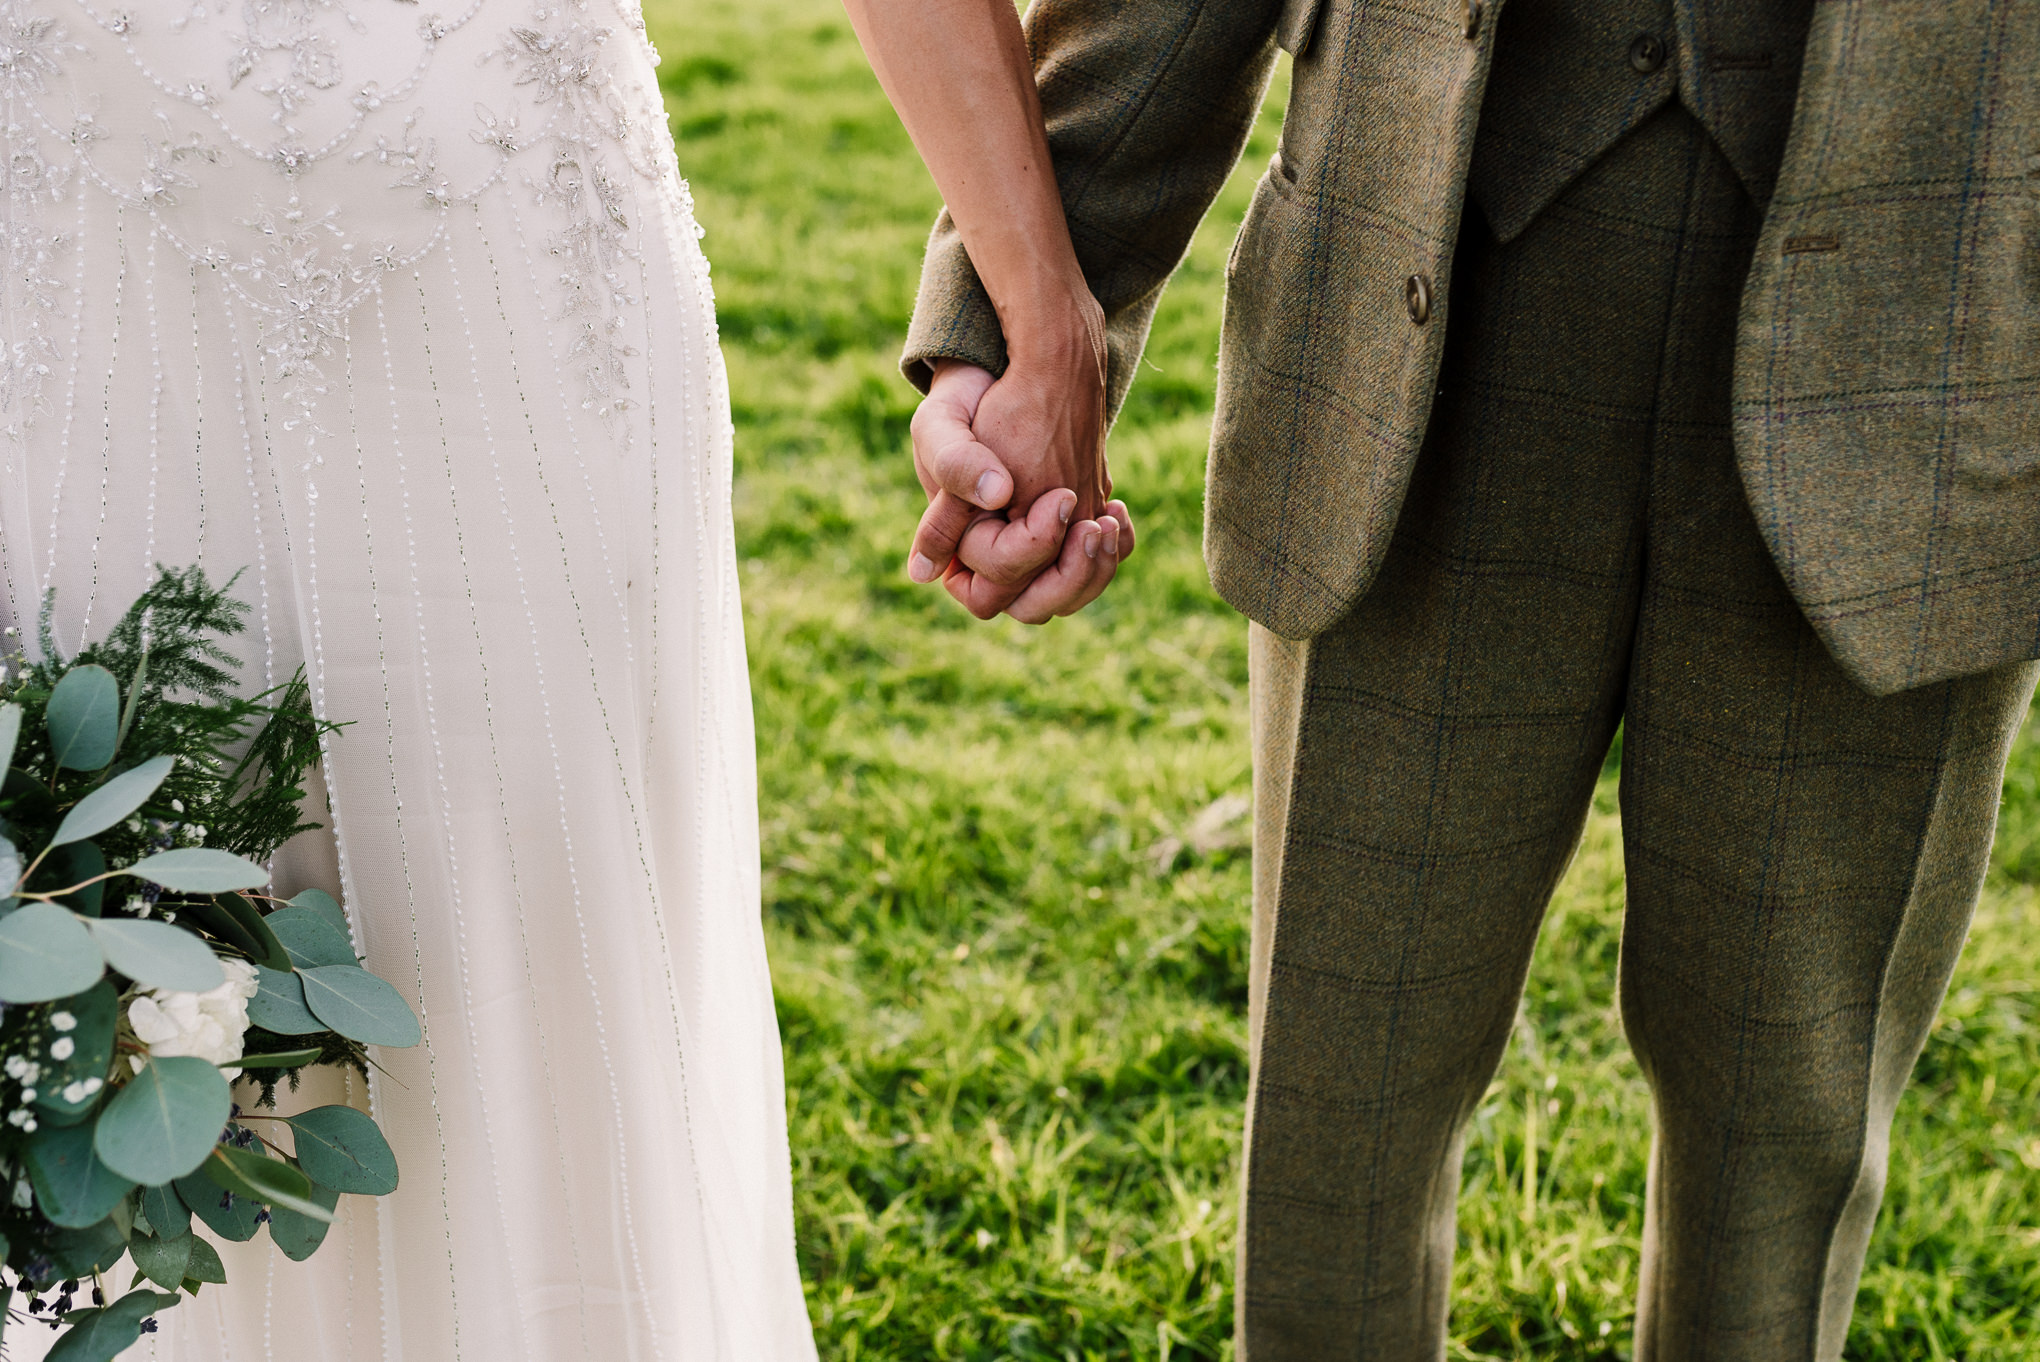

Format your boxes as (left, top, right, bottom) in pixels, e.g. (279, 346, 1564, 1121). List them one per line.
(899, 212, 1009, 394)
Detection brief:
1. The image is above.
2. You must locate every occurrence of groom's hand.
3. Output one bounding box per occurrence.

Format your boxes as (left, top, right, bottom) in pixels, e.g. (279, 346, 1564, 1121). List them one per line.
(906, 356, 1134, 622)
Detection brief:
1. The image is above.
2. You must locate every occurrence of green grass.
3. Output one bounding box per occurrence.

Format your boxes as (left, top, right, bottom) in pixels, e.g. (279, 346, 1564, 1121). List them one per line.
(645, 2, 2040, 1355)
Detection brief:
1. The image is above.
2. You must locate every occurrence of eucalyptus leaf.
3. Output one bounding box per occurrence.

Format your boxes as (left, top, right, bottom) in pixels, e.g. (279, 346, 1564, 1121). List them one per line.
(284, 1105, 399, 1195)
(204, 1144, 334, 1223)
(183, 1233, 227, 1283)
(48, 841, 106, 917)
(265, 906, 356, 969)
(172, 898, 265, 963)
(173, 1169, 261, 1242)
(0, 903, 105, 1004)
(3, 765, 56, 821)
(107, 1185, 134, 1239)
(235, 1048, 323, 1070)
(45, 1219, 128, 1280)
(140, 1183, 190, 1239)
(266, 1177, 340, 1261)
(127, 1230, 195, 1291)
(94, 1056, 233, 1185)
(49, 756, 175, 848)
(33, 980, 118, 1125)
(25, 1123, 136, 1228)
(46, 665, 120, 771)
(288, 888, 349, 935)
(299, 966, 420, 1048)
(87, 917, 224, 992)
(44, 1288, 177, 1362)
(0, 702, 20, 771)
(124, 847, 269, 893)
(0, 835, 19, 903)
(220, 893, 292, 970)
(247, 965, 324, 1035)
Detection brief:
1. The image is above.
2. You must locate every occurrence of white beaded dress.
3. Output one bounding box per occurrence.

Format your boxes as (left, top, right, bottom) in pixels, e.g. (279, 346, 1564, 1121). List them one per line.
(0, 3, 815, 1359)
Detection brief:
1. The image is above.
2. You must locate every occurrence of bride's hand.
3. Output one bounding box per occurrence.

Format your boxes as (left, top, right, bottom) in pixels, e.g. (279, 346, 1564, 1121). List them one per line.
(906, 353, 1135, 622)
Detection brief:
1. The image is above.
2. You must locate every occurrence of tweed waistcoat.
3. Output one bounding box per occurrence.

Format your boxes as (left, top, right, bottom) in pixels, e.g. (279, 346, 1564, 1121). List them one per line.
(1467, 0, 1816, 241)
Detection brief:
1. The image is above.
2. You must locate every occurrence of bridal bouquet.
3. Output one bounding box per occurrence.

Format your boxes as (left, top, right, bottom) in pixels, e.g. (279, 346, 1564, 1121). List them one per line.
(0, 569, 419, 1360)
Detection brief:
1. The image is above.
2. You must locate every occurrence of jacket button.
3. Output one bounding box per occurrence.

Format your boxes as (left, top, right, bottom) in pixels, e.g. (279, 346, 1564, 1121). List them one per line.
(1461, 0, 1483, 38)
(1629, 33, 1666, 72)
(1404, 273, 1433, 325)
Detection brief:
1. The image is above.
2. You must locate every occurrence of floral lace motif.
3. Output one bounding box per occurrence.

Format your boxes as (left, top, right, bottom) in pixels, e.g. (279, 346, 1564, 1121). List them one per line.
(0, 10, 81, 437)
(0, 0, 682, 436)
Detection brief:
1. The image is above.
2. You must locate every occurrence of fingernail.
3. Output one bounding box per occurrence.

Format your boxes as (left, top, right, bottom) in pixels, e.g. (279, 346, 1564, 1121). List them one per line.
(976, 470, 1003, 506)
(909, 552, 939, 583)
(1084, 529, 1100, 559)
(1059, 494, 1075, 526)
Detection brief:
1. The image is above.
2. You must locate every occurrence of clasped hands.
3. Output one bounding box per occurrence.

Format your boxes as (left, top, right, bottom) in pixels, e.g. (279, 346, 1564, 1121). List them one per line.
(905, 341, 1133, 623)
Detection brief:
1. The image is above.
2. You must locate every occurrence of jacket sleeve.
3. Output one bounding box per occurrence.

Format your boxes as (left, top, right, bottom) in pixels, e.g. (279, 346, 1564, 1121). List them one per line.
(899, 0, 1285, 420)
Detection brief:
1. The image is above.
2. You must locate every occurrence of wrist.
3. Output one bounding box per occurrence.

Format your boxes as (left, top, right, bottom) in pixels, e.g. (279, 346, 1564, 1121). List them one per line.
(997, 282, 1106, 374)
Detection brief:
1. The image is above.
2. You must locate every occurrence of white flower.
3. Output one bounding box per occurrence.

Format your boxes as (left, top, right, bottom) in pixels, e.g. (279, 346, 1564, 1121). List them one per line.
(50, 1012, 76, 1032)
(126, 958, 259, 1080)
(49, 1037, 73, 1060)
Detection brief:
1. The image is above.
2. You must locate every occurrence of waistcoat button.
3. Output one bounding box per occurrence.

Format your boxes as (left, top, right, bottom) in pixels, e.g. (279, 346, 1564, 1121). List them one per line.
(1461, 0, 1483, 39)
(1404, 273, 1433, 325)
(1628, 33, 1666, 73)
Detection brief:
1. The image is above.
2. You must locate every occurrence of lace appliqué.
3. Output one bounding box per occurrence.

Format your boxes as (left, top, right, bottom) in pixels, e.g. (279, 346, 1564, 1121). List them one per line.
(487, 5, 667, 419)
(2, 0, 684, 439)
(0, 6, 81, 437)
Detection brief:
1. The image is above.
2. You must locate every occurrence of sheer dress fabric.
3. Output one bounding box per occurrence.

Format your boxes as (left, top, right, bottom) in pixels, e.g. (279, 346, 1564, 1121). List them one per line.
(0, 2, 815, 1358)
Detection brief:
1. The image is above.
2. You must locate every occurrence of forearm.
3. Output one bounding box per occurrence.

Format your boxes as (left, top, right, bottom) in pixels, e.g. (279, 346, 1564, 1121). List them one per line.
(900, 0, 1284, 407)
(841, 0, 1102, 363)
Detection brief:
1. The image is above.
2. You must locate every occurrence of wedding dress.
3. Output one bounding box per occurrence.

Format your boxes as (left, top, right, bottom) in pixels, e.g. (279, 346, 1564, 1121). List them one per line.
(0, 2, 815, 1358)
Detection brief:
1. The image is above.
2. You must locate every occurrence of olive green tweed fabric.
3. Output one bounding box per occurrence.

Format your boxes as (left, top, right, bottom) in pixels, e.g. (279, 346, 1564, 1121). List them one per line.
(1466, 0, 1815, 241)
(1734, 1, 2040, 696)
(900, 0, 2040, 694)
(1244, 106, 2038, 1362)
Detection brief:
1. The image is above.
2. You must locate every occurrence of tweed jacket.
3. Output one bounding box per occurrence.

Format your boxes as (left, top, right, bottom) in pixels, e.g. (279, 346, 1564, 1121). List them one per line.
(901, 0, 2040, 695)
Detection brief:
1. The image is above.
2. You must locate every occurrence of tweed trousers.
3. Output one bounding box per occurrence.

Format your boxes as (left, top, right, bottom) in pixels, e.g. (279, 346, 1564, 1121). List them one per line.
(1243, 106, 2039, 1362)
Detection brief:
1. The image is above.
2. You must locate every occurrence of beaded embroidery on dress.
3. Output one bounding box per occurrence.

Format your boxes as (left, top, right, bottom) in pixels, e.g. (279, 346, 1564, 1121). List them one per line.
(0, 2, 816, 1358)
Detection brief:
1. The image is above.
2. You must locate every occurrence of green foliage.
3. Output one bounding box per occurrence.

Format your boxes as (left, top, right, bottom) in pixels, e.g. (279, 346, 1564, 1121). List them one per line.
(298, 966, 422, 1047)
(32, 983, 117, 1125)
(44, 1287, 179, 1362)
(93, 1057, 233, 1186)
(85, 918, 225, 993)
(44, 666, 120, 771)
(128, 1229, 196, 1290)
(138, 1184, 189, 1240)
(284, 1106, 399, 1196)
(5, 568, 341, 868)
(24, 1124, 135, 1229)
(268, 1180, 341, 1262)
(0, 569, 411, 1348)
(266, 906, 358, 969)
(203, 1144, 330, 1224)
(0, 905, 104, 1003)
(649, 0, 2040, 1356)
